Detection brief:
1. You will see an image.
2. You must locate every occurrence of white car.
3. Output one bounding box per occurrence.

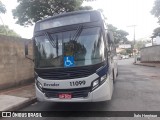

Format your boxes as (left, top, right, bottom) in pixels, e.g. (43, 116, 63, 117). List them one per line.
(122, 55, 129, 59)
(122, 55, 126, 59)
(125, 55, 129, 59)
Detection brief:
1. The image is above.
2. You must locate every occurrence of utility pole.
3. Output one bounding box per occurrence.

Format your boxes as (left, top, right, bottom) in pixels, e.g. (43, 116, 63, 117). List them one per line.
(127, 25, 137, 63)
(151, 36, 154, 46)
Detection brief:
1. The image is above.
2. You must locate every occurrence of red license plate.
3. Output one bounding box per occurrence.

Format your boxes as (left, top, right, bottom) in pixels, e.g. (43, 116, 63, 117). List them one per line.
(59, 93, 72, 99)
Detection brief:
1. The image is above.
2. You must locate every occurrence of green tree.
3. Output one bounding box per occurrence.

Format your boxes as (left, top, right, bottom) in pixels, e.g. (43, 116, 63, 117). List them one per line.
(78, 6, 93, 10)
(0, 1, 6, 14)
(151, 1, 160, 37)
(119, 49, 126, 55)
(126, 48, 132, 54)
(152, 27, 160, 37)
(116, 30, 129, 43)
(0, 25, 20, 37)
(151, 0, 160, 23)
(107, 24, 129, 45)
(134, 40, 146, 51)
(12, 0, 92, 26)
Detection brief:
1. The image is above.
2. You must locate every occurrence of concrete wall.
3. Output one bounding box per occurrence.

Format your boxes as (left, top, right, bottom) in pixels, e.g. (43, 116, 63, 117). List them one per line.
(0, 35, 34, 90)
(140, 45, 160, 62)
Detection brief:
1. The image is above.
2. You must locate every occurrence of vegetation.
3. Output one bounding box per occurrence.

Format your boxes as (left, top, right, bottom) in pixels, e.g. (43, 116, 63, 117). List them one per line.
(134, 40, 147, 50)
(152, 27, 160, 37)
(151, 0, 160, 37)
(12, 0, 93, 26)
(0, 1, 6, 14)
(0, 25, 20, 37)
(125, 48, 132, 55)
(151, 0, 160, 24)
(0, 1, 20, 37)
(107, 24, 129, 45)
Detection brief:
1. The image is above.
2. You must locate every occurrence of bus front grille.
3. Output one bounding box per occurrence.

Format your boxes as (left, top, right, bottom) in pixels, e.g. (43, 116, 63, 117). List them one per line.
(35, 63, 104, 80)
(40, 69, 92, 80)
(43, 87, 91, 98)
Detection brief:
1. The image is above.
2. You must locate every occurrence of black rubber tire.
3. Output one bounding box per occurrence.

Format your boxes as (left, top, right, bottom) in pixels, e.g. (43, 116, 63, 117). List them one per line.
(116, 68, 118, 77)
(113, 70, 115, 83)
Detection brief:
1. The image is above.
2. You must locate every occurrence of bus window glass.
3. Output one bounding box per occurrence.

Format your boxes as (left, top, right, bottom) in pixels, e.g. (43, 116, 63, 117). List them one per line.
(34, 27, 105, 68)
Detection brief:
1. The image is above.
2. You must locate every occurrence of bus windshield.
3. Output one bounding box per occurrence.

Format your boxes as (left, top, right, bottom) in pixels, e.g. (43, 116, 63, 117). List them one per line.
(34, 27, 105, 68)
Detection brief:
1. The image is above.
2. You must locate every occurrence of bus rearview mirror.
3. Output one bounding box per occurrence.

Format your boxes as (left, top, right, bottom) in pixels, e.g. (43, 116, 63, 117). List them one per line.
(107, 32, 114, 44)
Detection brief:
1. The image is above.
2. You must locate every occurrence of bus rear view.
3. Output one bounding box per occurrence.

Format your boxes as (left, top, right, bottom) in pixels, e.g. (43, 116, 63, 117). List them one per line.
(33, 10, 116, 102)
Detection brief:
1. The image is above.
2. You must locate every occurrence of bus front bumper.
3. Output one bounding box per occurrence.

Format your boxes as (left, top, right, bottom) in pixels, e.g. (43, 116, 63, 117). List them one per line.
(36, 78, 113, 102)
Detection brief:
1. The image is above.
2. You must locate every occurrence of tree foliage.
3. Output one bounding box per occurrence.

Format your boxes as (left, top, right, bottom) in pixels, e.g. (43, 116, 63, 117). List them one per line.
(151, 0, 160, 23)
(134, 40, 147, 50)
(0, 25, 20, 37)
(152, 27, 160, 37)
(12, 0, 93, 26)
(126, 48, 132, 54)
(78, 6, 93, 10)
(119, 49, 126, 55)
(107, 24, 129, 45)
(151, 0, 160, 37)
(0, 1, 6, 14)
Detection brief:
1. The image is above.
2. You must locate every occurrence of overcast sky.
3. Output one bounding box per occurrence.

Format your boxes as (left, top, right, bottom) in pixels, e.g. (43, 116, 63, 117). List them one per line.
(1, 0, 159, 41)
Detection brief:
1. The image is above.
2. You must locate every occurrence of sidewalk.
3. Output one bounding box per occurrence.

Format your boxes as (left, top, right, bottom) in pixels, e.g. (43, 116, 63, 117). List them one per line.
(0, 83, 36, 111)
(133, 61, 160, 68)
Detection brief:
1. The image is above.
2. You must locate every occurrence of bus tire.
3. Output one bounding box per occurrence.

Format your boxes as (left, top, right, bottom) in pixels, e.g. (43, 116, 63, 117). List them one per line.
(113, 70, 115, 83)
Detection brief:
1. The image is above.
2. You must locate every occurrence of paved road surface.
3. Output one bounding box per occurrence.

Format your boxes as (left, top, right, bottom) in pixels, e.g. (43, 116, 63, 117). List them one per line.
(2, 58, 160, 120)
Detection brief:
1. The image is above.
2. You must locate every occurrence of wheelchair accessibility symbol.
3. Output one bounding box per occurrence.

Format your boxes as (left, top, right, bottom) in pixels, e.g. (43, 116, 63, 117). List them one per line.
(64, 56, 74, 67)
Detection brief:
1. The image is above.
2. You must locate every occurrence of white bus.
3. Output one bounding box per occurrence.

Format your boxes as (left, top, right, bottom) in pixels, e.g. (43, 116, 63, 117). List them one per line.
(25, 10, 118, 102)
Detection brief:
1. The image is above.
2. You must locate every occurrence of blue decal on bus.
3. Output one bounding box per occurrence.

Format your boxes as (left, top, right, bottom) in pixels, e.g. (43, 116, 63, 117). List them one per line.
(64, 56, 75, 67)
(96, 65, 108, 77)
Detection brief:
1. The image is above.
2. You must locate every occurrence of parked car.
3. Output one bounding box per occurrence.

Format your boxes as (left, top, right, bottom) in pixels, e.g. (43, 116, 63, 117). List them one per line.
(121, 55, 129, 59)
(117, 54, 122, 60)
(125, 55, 129, 59)
(122, 55, 126, 59)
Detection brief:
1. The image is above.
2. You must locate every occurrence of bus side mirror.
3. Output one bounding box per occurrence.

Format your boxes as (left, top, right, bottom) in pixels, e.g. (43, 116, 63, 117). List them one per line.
(107, 32, 114, 44)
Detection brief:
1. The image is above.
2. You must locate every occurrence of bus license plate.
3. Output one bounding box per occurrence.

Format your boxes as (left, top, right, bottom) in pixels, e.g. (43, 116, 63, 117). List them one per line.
(59, 93, 72, 99)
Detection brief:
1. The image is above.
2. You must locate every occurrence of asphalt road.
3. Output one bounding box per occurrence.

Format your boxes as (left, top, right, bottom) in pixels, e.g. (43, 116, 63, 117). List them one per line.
(3, 58, 160, 120)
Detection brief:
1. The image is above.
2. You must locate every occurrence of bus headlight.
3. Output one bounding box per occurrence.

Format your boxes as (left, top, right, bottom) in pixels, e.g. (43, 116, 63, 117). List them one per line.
(36, 80, 43, 92)
(92, 79, 99, 90)
(100, 74, 107, 84)
(91, 74, 107, 91)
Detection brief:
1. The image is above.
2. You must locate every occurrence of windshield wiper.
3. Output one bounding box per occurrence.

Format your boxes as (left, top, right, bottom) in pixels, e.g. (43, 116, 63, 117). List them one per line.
(71, 25, 83, 41)
(44, 32, 57, 48)
(45, 32, 59, 57)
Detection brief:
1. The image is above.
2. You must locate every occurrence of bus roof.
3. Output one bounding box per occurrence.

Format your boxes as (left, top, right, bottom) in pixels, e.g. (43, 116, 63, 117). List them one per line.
(34, 10, 104, 32)
(36, 10, 102, 24)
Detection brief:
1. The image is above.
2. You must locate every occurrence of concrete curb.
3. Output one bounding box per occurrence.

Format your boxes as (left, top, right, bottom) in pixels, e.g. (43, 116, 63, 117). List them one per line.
(133, 63, 156, 67)
(6, 97, 37, 111)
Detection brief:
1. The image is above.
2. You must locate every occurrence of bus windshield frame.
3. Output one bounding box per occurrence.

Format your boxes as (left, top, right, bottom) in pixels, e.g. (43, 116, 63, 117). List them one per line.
(34, 26, 106, 68)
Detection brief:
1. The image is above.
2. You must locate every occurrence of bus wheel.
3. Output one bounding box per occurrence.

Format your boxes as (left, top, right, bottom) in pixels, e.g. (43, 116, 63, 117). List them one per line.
(113, 70, 115, 83)
(116, 68, 118, 77)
